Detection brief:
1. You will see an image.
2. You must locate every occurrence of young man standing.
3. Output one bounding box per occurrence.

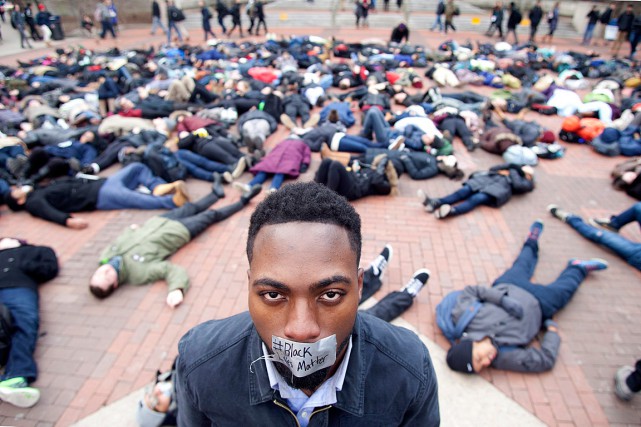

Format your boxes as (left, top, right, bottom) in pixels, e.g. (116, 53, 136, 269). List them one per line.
(176, 182, 440, 425)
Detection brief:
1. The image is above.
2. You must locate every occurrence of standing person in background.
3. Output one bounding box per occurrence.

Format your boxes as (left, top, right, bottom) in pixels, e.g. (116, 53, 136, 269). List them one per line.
(166, 0, 184, 44)
(390, 22, 409, 43)
(582, 5, 600, 46)
(11, 5, 33, 49)
(246, 0, 257, 35)
(598, 2, 615, 47)
(96, 0, 116, 40)
(430, 0, 445, 32)
(227, 0, 244, 37)
(528, 0, 543, 42)
(151, 0, 168, 36)
(23, 3, 41, 41)
(629, 13, 641, 60)
(173, 0, 190, 41)
(612, 4, 635, 58)
(541, 2, 559, 44)
(200, 0, 216, 40)
(81, 13, 95, 38)
(505, 1, 522, 45)
(355, 0, 370, 29)
(397, 0, 403, 10)
(107, 0, 119, 35)
(444, 0, 459, 34)
(486, 1, 504, 39)
(215, 0, 229, 34)
(35, 4, 52, 48)
(254, 0, 268, 36)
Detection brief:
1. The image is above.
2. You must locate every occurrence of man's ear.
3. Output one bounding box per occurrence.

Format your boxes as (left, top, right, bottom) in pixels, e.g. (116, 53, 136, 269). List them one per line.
(357, 267, 364, 300)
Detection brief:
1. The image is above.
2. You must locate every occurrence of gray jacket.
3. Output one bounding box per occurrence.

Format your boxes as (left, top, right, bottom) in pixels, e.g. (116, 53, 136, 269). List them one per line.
(453, 284, 561, 372)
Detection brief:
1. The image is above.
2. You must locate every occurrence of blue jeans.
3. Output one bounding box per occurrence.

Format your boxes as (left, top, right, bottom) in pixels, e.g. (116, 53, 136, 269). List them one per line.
(96, 163, 175, 210)
(0, 287, 39, 382)
(249, 171, 285, 190)
(430, 14, 443, 31)
(583, 23, 596, 44)
(492, 240, 587, 320)
(436, 185, 491, 215)
(151, 16, 168, 35)
(567, 215, 641, 271)
(338, 135, 387, 153)
(0, 145, 25, 167)
(167, 21, 183, 43)
(176, 149, 229, 180)
(359, 108, 392, 143)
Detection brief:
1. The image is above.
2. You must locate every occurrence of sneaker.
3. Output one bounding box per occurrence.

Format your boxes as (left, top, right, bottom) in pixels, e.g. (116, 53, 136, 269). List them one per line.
(388, 135, 405, 150)
(401, 268, 431, 297)
(435, 204, 452, 219)
(370, 244, 393, 277)
(232, 181, 251, 193)
(568, 258, 609, 273)
(267, 188, 277, 194)
(222, 171, 233, 183)
(0, 377, 40, 408)
(417, 189, 440, 213)
(527, 220, 544, 241)
(240, 184, 263, 204)
(588, 217, 618, 233)
(231, 157, 247, 179)
(615, 365, 636, 401)
(303, 113, 320, 129)
(547, 204, 570, 222)
(280, 114, 296, 130)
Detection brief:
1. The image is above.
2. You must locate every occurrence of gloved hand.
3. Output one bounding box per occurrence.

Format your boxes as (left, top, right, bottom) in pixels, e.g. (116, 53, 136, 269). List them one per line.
(192, 128, 209, 138)
(501, 295, 524, 319)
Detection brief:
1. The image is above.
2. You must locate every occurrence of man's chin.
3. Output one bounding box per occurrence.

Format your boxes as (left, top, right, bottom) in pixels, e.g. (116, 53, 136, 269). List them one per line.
(274, 363, 330, 391)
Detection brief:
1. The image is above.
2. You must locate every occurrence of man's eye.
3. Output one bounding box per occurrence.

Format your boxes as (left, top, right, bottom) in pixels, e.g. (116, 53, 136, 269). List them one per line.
(262, 291, 284, 301)
(320, 291, 343, 302)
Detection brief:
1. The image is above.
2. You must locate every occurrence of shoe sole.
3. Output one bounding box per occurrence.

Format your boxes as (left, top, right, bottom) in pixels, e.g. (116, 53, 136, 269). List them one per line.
(0, 386, 40, 408)
(588, 218, 618, 233)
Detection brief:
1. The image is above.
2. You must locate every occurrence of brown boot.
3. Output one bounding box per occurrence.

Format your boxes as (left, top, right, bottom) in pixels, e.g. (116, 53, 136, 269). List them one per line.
(320, 143, 351, 166)
(171, 181, 190, 207)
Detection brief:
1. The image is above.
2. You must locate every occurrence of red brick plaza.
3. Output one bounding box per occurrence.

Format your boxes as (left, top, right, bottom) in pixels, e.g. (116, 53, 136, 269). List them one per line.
(0, 5, 640, 426)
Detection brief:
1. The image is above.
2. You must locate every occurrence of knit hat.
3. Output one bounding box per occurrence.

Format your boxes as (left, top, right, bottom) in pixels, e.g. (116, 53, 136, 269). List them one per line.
(600, 128, 621, 144)
(540, 130, 555, 144)
(446, 340, 475, 374)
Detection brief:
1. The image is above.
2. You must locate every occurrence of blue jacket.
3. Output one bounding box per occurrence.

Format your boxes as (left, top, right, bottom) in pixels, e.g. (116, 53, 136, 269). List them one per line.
(177, 311, 440, 426)
(320, 102, 356, 128)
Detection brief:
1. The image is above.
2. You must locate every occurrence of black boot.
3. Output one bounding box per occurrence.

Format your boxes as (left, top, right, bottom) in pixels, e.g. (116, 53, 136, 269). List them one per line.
(212, 172, 225, 198)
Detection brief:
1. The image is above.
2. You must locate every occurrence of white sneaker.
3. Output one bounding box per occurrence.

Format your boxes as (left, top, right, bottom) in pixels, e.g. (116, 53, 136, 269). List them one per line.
(232, 181, 251, 193)
(0, 378, 41, 408)
(370, 244, 393, 277)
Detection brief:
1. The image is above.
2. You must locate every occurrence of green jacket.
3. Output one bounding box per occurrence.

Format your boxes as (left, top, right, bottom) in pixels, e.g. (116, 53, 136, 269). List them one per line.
(100, 217, 191, 293)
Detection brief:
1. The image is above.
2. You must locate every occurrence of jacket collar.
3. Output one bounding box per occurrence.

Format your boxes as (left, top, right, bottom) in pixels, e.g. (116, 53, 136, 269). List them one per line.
(247, 314, 366, 417)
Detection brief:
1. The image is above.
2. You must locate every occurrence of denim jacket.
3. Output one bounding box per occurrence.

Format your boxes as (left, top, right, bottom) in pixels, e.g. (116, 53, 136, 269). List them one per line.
(176, 311, 440, 426)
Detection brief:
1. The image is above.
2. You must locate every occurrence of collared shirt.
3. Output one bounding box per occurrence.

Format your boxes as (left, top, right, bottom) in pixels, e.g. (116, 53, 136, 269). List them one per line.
(262, 337, 353, 427)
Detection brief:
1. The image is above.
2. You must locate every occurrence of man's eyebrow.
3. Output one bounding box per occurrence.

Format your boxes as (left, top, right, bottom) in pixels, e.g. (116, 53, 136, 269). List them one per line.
(252, 275, 352, 290)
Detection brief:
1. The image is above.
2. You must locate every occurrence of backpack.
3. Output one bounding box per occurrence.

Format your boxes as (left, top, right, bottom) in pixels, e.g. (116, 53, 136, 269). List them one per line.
(512, 10, 522, 23)
(0, 302, 13, 367)
(169, 7, 185, 22)
(144, 145, 188, 182)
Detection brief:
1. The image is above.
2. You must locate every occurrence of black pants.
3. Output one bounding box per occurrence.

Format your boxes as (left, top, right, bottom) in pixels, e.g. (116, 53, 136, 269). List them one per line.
(359, 265, 414, 322)
(439, 116, 473, 150)
(198, 139, 243, 165)
(314, 159, 357, 200)
(161, 193, 244, 238)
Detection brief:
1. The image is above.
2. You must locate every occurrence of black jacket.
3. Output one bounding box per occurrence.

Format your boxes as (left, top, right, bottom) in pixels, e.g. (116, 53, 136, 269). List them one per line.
(618, 11, 635, 32)
(152, 0, 161, 18)
(25, 177, 105, 226)
(0, 245, 59, 292)
(507, 8, 522, 29)
(529, 5, 542, 26)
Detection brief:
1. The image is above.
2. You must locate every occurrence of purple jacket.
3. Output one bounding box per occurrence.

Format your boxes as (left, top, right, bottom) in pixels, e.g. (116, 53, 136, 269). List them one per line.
(250, 138, 311, 177)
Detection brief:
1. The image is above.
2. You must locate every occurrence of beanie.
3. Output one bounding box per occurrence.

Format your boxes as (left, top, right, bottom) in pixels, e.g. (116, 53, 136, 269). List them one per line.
(446, 340, 475, 374)
(600, 127, 621, 144)
(540, 130, 555, 144)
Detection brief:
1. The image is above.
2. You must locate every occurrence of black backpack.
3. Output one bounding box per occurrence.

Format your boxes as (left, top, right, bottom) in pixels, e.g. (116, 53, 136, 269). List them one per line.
(0, 302, 13, 367)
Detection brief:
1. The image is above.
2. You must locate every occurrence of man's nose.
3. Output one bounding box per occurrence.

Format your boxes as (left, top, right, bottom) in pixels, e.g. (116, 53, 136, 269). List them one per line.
(283, 300, 321, 342)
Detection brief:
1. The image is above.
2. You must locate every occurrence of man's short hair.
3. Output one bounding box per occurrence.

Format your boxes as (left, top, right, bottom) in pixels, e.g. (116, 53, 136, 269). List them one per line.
(4, 192, 25, 212)
(246, 181, 362, 265)
(89, 283, 116, 299)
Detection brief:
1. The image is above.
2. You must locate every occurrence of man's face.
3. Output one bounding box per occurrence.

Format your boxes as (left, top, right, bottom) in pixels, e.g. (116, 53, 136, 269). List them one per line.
(472, 337, 497, 373)
(248, 222, 363, 391)
(90, 264, 119, 290)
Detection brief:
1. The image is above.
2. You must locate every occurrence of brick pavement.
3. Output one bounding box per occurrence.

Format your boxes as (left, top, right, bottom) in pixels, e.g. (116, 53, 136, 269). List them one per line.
(0, 7, 640, 427)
